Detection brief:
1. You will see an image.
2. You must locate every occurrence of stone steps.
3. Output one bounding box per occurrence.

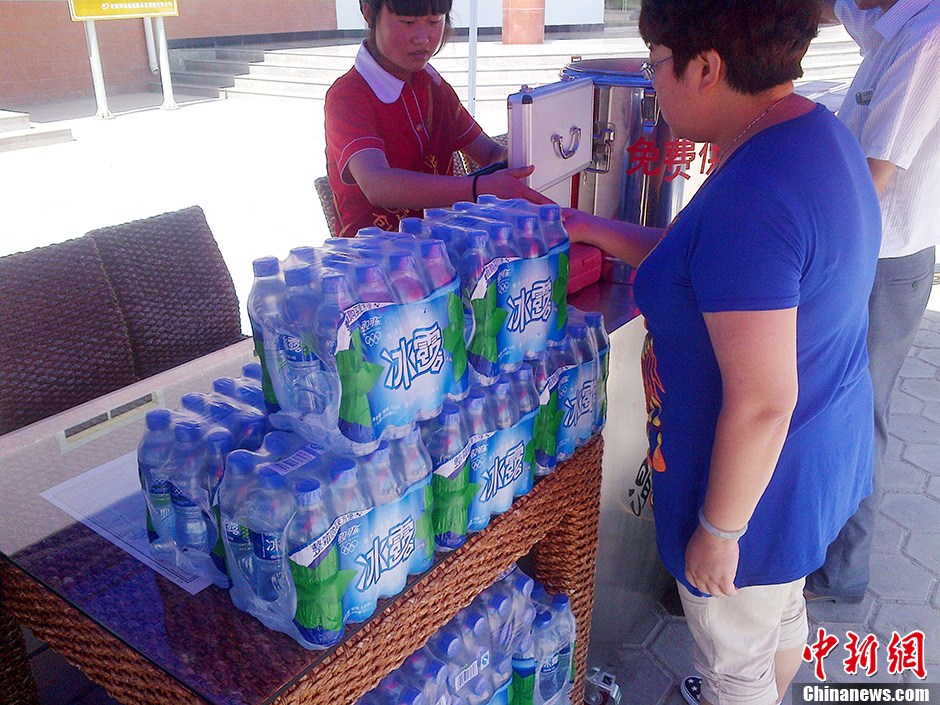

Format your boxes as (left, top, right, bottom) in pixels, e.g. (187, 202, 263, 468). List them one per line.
(164, 26, 863, 105)
(0, 111, 73, 153)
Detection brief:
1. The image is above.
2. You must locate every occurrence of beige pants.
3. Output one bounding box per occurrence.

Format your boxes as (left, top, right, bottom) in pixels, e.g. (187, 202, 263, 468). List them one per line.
(678, 578, 808, 705)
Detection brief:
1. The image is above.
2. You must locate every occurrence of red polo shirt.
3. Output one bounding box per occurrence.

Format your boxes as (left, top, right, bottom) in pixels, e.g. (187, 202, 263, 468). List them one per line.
(325, 43, 483, 236)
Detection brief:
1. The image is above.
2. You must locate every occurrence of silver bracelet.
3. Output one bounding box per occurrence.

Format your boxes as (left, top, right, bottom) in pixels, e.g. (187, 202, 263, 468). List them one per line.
(698, 507, 748, 541)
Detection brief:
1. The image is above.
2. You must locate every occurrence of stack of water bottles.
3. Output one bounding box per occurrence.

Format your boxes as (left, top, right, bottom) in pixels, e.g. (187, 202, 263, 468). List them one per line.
(216, 425, 434, 649)
(525, 307, 610, 478)
(137, 362, 269, 587)
(403, 196, 570, 383)
(248, 232, 469, 458)
(356, 565, 577, 705)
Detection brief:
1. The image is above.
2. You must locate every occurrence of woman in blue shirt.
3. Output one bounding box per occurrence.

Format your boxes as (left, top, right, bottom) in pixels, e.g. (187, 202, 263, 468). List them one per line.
(564, 1, 880, 703)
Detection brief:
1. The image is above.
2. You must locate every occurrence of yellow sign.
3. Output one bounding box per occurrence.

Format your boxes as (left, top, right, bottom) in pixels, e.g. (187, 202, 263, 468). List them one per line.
(69, 0, 178, 21)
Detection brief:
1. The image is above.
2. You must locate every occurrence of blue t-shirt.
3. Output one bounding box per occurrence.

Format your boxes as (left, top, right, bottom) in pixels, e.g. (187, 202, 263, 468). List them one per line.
(633, 104, 880, 593)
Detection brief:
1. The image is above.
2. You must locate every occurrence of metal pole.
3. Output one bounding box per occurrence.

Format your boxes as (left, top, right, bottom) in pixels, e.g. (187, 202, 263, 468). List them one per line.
(143, 17, 159, 74)
(468, 0, 478, 116)
(154, 16, 178, 109)
(83, 21, 113, 119)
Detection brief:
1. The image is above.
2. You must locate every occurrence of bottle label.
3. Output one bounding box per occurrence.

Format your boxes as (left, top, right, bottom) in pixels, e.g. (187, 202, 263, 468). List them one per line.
(467, 243, 569, 376)
(279, 333, 321, 364)
(331, 278, 468, 447)
(468, 409, 537, 531)
(554, 364, 582, 459)
(169, 483, 198, 509)
(224, 519, 251, 546)
(250, 530, 283, 561)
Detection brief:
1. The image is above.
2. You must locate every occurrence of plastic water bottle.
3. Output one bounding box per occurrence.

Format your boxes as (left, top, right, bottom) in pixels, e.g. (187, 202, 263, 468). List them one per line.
(584, 311, 609, 434)
(427, 402, 471, 551)
(478, 590, 513, 684)
(489, 221, 519, 260)
(286, 478, 344, 647)
(390, 426, 435, 575)
(512, 635, 538, 705)
(328, 456, 377, 622)
(459, 231, 493, 296)
(247, 467, 292, 603)
(550, 338, 580, 463)
(550, 593, 577, 694)
(248, 256, 285, 412)
(242, 362, 263, 381)
(532, 610, 568, 705)
(568, 322, 597, 447)
(388, 251, 431, 304)
(464, 389, 496, 531)
(354, 263, 394, 304)
(204, 428, 234, 581)
(282, 264, 327, 415)
(138, 409, 176, 556)
(399, 217, 428, 237)
(403, 650, 451, 705)
(169, 420, 210, 553)
(511, 365, 540, 416)
(420, 239, 457, 289)
(455, 609, 495, 705)
(219, 450, 256, 586)
(490, 375, 520, 431)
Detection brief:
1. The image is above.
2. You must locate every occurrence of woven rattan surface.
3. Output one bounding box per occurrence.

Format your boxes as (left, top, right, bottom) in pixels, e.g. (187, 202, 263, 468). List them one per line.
(0, 568, 39, 705)
(86, 206, 244, 380)
(314, 177, 339, 238)
(2, 435, 603, 705)
(0, 237, 137, 436)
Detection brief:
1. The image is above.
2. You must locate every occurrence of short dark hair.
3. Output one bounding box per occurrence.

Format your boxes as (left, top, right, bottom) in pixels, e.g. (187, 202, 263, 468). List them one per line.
(639, 0, 820, 95)
(360, 0, 454, 54)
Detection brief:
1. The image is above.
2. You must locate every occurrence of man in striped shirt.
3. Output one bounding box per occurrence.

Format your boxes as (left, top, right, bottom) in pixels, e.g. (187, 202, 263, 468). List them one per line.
(807, 0, 940, 604)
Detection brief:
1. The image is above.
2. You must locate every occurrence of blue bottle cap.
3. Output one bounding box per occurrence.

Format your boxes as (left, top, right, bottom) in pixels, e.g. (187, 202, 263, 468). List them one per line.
(258, 467, 284, 490)
(552, 593, 570, 608)
(357, 226, 386, 238)
(424, 657, 446, 681)
(467, 231, 489, 250)
(569, 322, 588, 339)
(294, 478, 324, 506)
(226, 450, 256, 476)
(174, 420, 201, 442)
(262, 431, 293, 458)
(434, 631, 461, 659)
(539, 204, 561, 222)
(329, 456, 358, 482)
(181, 393, 208, 413)
(585, 311, 603, 327)
(252, 256, 280, 277)
(535, 610, 552, 627)
(206, 428, 234, 454)
(399, 218, 425, 236)
(514, 573, 535, 596)
(465, 612, 487, 637)
(145, 408, 172, 431)
(289, 246, 317, 263)
(284, 265, 314, 288)
(489, 592, 511, 617)
(242, 362, 263, 380)
(212, 377, 237, 396)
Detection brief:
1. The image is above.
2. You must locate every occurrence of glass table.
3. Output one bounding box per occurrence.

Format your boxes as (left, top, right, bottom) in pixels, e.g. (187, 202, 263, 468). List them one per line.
(0, 338, 605, 705)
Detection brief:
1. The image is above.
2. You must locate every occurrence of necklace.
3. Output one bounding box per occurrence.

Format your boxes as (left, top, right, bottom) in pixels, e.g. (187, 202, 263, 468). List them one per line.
(720, 92, 795, 163)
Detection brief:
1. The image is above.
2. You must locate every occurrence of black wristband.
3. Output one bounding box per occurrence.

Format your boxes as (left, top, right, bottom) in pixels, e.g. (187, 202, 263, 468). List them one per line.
(471, 173, 481, 202)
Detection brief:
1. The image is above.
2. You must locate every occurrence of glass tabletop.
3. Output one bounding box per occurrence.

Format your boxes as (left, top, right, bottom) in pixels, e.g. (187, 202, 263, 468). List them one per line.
(0, 339, 377, 705)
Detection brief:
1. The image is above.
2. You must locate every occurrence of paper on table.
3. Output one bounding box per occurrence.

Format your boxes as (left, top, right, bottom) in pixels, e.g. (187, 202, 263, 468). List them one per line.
(40, 450, 212, 595)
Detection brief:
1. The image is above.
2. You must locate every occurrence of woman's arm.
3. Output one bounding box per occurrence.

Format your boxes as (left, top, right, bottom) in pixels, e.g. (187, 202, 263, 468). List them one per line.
(561, 208, 664, 268)
(346, 149, 551, 209)
(684, 307, 799, 597)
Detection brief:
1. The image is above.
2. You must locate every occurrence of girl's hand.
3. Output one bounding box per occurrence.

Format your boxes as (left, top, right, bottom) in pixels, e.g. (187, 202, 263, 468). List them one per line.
(560, 208, 600, 244)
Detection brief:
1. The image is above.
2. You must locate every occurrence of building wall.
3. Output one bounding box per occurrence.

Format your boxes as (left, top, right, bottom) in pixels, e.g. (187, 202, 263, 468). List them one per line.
(335, 0, 605, 31)
(0, 0, 336, 107)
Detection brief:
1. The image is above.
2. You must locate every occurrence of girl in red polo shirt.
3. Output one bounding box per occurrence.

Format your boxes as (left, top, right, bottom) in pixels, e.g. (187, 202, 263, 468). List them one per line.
(325, 0, 546, 236)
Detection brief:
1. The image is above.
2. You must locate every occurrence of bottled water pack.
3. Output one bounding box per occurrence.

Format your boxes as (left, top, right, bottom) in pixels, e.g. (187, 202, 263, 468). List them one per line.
(417, 366, 539, 552)
(406, 196, 570, 382)
(218, 424, 435, 648)
(355, 565, 576, 705)
(138, 363, 269, 587)
(248, 235, 470, 455)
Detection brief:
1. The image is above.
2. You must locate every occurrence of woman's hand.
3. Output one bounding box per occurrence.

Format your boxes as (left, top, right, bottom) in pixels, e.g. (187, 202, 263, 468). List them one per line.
(685, 524, 740, 597)
(560, 207, 600, 244)
(477, 166, 553, 205)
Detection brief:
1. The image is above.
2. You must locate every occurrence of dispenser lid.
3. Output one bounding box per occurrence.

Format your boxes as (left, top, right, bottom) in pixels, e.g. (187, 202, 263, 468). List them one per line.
(562, 57, 651, 87)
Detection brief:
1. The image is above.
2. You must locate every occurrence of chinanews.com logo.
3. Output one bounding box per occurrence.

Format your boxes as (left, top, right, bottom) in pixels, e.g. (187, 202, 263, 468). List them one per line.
(793, 628, 936, 703)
